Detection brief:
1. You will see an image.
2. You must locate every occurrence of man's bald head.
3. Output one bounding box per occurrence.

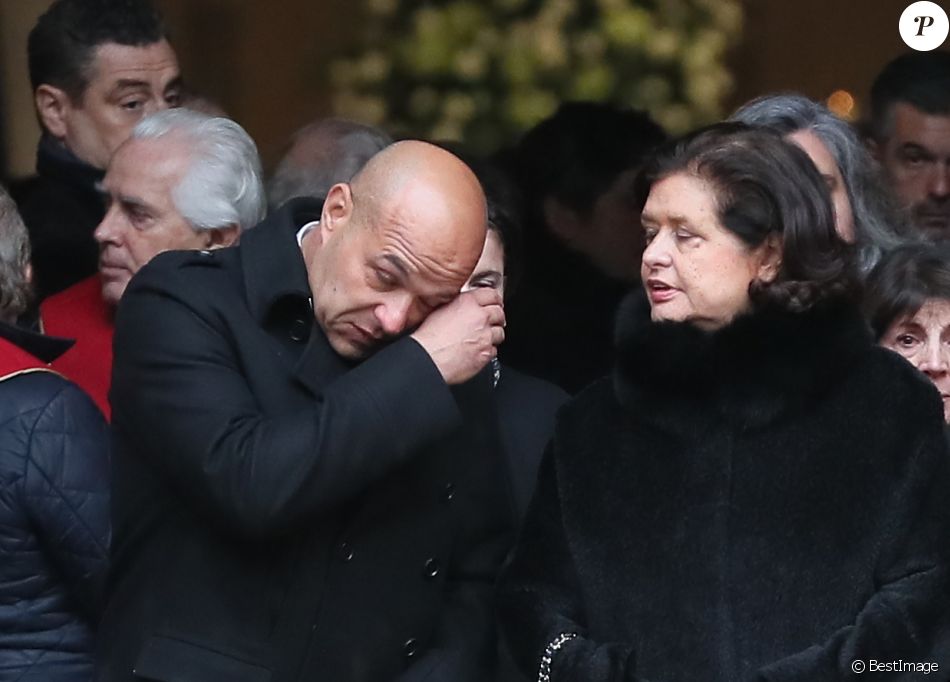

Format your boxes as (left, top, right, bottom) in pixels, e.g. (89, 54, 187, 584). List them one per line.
(303, 140, 489, 360)
(350, 140, 487, 256)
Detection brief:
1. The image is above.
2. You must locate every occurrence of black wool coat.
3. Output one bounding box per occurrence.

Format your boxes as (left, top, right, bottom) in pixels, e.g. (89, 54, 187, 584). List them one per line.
(499, 292, 950, 682)
(96, 199, 514, 682)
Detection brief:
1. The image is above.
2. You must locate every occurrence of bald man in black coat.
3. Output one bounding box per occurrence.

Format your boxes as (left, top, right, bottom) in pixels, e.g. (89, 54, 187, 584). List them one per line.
(96, 142, 513, 682)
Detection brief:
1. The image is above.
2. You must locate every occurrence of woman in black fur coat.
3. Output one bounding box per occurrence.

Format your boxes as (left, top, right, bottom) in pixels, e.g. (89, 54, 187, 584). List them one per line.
(498, 124, 950, 682)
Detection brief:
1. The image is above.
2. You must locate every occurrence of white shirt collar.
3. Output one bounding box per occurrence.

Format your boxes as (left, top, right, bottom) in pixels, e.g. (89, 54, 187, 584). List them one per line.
(296, 220, 320, 246)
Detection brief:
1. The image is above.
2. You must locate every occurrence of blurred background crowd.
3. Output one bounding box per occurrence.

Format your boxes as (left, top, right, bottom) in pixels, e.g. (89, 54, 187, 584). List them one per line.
(0, 0, 928, 179)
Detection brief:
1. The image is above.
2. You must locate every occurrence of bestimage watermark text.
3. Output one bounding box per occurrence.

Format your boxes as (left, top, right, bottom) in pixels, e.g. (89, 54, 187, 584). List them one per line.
(851, 659, 939, 675)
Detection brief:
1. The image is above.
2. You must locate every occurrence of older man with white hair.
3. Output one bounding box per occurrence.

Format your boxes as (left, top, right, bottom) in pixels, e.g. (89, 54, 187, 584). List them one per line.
(41, 108, 266, 418)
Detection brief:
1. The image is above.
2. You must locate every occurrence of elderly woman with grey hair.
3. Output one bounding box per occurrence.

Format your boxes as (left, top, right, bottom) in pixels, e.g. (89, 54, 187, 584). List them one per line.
(865, 242, 950, 423)
(0, 184, 110, 680)
(732, 93, 908, 272)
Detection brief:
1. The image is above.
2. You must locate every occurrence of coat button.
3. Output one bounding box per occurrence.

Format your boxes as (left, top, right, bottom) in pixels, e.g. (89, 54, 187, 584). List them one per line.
(404, 638, 418, 659)
(339, 542, 354, 562)
(441, 482, 455, 503)
(422, 558, 440, 580)
(289, 317, 309, 342)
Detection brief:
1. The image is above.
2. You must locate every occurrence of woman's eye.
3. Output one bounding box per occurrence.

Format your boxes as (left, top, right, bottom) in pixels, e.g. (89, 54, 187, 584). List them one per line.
(896, 334, 919, 348)
(675, 230, 697, 242)
(121, 99, 145, 111)
(643, 229, 657, 244)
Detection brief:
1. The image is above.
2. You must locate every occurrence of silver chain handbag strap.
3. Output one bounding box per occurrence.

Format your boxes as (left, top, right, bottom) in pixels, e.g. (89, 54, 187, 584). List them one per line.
(538, 632, 578, 682)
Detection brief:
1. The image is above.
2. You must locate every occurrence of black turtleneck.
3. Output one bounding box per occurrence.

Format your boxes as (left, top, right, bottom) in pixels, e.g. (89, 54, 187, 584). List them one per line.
(15, 135, 105, 301)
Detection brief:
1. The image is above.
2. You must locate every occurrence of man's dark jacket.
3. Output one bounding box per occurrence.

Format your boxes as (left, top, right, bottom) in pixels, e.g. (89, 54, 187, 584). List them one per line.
(500, 292, 950, 681)
(95, 199, 514, 682)
(493, 366, 568, 523)
(0, 321, 110, 681)
(14, 135, 104, 301)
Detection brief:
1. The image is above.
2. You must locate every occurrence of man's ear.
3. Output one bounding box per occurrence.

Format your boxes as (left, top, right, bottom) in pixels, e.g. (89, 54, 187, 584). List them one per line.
(34, 84, 72, 140)
(203, 224, 240, 250)
(756, 232, 783, 284)
(320, 183, 353, 243)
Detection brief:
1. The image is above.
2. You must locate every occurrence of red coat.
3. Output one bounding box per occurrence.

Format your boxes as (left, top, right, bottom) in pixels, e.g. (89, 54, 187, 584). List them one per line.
(40, 275, 114, 420)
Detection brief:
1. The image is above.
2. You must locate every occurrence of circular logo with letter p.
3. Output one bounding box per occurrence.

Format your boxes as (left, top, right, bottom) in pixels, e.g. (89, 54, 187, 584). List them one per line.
(900, 1, 950, 50)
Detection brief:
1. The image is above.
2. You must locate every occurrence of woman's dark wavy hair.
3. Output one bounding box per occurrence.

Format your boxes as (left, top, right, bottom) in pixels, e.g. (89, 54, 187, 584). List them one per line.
(864, 242, 950, 340)
(633, 122, 860, 313)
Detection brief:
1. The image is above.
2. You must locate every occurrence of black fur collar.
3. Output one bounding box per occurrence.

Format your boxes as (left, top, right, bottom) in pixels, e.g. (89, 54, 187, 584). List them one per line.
(613, 290, 873, 431)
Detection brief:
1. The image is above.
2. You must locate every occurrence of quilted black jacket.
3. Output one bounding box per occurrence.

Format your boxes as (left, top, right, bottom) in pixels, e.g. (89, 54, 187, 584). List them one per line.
(0, 321, 110, 681)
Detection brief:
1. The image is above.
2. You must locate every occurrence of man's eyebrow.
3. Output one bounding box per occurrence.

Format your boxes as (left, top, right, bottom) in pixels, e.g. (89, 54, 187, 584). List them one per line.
(110, 78, 152, 92)
(380, 254, 410, 278)
(900, 142, 935, 157)
(117, 195, 151, 212)
(164, 76, 183, 94)
(667, 214, 691, 226)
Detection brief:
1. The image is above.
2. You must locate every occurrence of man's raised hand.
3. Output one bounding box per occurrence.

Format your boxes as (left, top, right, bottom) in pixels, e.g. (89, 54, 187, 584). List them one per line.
(411, 288, 505, 385)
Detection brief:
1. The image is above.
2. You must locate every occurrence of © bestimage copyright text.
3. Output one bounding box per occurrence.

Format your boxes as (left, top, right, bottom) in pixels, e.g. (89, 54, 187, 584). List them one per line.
(851, 659, 939, 675)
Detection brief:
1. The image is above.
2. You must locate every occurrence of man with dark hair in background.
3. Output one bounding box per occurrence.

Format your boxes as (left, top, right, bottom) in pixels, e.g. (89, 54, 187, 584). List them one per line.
(869, 51, 950, 241)
(267, 117, 392, 210)
(16, 0, 181, 301)
(498, 101, 667, 394)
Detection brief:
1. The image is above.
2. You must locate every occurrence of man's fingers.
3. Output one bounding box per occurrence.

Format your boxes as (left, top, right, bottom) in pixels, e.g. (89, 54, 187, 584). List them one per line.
(468, 287, 503, 307)
(485, 304, 506, 327)
(490, 326, 506, 346)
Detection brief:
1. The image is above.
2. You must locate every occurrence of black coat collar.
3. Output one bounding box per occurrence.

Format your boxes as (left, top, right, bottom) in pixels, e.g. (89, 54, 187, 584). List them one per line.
(238, 197, 353, 395)
(36, 134, 104, 195)
(613, 290, 873, 432)
(240, 197, 323, 325)
(0, 319, 73, 364)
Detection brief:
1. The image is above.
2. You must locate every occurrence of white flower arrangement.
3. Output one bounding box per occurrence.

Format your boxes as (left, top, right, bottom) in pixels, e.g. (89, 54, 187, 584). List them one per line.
(329, 0, 743, 149)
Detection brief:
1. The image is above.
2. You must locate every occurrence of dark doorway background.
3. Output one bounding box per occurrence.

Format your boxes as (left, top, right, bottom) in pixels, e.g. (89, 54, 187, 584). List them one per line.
(1, 0, 945, 179)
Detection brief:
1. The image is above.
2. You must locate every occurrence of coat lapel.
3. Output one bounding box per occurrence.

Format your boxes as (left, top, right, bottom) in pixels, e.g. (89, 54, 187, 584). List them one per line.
(291, 323, 349, 397)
